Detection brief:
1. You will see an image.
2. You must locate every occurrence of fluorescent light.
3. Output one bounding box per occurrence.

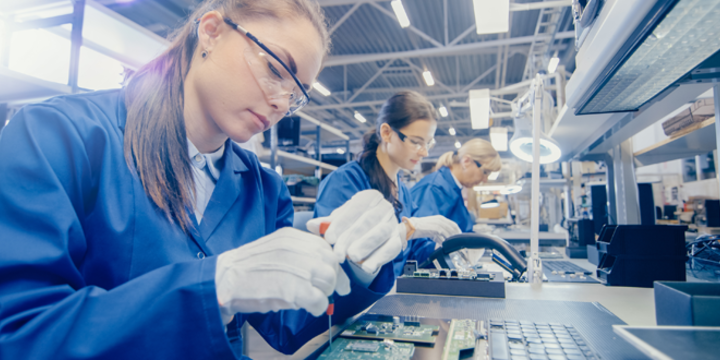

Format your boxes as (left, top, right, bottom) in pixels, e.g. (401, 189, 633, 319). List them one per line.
(391, 0, 411, 28)
(469, 88, 490, 129)
(313, 82, 331, 96)
(488, 171, 500, 181)
(489, 127, 508, 151)
(578, 0, 720, 114)
(336, 148, 346, 154)
(354, 111, 367, 123)
(454, 140, 462, 149)
(472, 0, 509, 35)
(422, 70, 434, 86)
(500, 184, 522, 195)
(547, 56, 560, 74)
(448, 127, 456, 136)
(438, 105, 448, 117)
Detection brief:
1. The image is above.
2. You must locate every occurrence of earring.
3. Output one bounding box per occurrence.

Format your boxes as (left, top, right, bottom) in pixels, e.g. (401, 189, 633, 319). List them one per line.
(201, 50, 208, 58)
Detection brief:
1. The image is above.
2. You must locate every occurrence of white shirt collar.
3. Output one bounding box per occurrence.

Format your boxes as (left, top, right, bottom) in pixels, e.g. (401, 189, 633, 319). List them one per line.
(187, 139, 225, 181)
(448, 168, 462, 189)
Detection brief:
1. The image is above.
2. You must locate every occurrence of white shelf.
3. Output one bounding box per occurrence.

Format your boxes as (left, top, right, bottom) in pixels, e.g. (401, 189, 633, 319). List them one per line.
(514, 178, 569, 193)
(634, 117, 717, 167)
(0, 66, 72, 103)
(259, 149, 338, 175)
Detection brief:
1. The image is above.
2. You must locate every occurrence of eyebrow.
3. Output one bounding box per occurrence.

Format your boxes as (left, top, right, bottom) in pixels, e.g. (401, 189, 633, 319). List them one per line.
(277, 47, 311, 90)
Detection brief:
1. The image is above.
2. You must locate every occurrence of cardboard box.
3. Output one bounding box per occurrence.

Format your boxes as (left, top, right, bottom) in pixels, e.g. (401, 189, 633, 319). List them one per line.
(654, 281, 720, 326)
(478, 202, 508, 219)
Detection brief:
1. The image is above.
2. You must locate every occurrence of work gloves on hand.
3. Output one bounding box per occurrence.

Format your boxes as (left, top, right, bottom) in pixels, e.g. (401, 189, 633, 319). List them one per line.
(402, 215, 462, 245)
(215, 227, 350, 324)
(307, 190, 404, 275)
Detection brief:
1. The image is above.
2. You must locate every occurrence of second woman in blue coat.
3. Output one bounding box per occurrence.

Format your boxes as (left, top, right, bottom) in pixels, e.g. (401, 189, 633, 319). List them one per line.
(412, 139, 502, 233)
(314, 91, 462, 278)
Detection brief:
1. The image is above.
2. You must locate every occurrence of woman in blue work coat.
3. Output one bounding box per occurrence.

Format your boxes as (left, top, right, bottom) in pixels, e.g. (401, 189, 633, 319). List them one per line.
(314, 91, 462, 278)
(0, 1, 403, 359)
(412, 139, 502, 233)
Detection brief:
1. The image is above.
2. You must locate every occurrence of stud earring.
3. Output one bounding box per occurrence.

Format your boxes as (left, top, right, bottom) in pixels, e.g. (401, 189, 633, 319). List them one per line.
(201, 50, 208, 58)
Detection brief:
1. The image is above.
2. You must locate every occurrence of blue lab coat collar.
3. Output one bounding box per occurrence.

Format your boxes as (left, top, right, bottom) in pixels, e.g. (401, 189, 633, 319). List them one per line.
(115, 89, 251, 250)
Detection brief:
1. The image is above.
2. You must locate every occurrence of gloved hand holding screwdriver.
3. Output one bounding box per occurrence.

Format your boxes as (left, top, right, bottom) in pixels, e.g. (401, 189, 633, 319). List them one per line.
(215, 190, 403, 323)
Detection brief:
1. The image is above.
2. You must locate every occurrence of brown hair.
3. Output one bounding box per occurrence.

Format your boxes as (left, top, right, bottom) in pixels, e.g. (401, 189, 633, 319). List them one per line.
(359, 90, 436, 216)
(123, 0, 329, 231)
(435, 139, 501, 172)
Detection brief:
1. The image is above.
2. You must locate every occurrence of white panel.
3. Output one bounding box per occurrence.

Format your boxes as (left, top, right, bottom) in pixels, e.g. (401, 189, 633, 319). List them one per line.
(469, 88, 490, 129)
(490, 127, 508, 151)
(473, 0, 509, 35)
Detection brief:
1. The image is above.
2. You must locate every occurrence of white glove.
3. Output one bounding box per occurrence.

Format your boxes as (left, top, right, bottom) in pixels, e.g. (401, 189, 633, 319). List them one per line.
(307, 190, 404, 275)
(215, 227, 351, 323)
(405, 215, 461, 245)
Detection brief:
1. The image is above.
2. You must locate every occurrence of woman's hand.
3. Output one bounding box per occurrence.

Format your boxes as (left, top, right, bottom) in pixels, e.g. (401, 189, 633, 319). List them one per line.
(307, 190, 404, 275)
(215, 227, 350, 324)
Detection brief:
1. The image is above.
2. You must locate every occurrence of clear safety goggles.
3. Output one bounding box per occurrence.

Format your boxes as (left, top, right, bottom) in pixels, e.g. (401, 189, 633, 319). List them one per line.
(224, 18, 310, 116)
(392, 127, 436, 152)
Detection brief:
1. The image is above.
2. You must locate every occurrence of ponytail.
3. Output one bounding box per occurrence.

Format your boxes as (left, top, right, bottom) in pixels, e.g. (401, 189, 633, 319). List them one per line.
(434, 150, 457, 171)
(434, 139, 502, 172)
(359, 129, 403, 216)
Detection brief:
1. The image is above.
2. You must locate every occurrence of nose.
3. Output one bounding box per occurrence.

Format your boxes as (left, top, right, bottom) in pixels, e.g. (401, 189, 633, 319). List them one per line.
(266, 95, 291, 118)
(418, 146, 429, 157)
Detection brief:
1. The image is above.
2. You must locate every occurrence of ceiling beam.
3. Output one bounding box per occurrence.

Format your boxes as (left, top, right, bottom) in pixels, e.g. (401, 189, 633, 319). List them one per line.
(316, 0, 572, 12)
(328, 1, 362, 35)
(324, 31, 573, 66)
(367, 2, 443, 48)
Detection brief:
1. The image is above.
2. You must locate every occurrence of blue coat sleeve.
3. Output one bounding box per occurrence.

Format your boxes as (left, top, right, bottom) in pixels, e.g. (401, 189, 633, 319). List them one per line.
(0, 105, 234, 359)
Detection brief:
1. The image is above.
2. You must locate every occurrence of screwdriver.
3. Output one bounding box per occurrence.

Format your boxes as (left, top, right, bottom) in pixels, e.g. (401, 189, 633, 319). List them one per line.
(319, 222, 334, 351)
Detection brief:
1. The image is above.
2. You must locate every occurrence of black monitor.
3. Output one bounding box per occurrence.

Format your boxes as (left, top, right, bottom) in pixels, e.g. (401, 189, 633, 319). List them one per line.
(262, 116, 300, 148)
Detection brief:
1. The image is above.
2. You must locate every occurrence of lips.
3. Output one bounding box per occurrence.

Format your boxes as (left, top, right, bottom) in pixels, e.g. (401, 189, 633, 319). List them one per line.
(249, 110, 270, 131)
(410, 159, 418, 165)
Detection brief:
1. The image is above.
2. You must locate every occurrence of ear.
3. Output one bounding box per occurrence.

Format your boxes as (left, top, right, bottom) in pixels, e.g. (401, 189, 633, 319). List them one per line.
(379, 123, 393, 144)
(460, 155, 473, 167)
(196, 11, 226, 53)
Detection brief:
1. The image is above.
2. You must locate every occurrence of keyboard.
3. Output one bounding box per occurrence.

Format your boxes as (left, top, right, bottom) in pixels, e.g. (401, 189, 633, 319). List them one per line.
(488, 320, 600, 360)
(542, 261, 598, 284)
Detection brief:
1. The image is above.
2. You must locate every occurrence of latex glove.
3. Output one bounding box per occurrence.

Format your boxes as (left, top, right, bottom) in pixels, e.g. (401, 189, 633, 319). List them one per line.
(215, 227, 351, 323)
(405, 215, 461, 245)
(307, 190, 404, 274)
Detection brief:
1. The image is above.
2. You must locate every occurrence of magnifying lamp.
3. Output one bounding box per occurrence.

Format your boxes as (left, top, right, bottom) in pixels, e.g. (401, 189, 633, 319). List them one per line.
(509, 113, 562, 164)
(480, 199, 500, 209)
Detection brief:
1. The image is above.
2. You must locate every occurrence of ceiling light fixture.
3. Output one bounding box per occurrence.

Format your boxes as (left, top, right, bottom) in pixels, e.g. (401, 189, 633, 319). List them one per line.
(422, 70, 435, 86)
(448, 127, 456, 136)
(547, 54, 560, 74)
(354, 111, 367, 123)
(438, 105, 448, 117)
(473, 0, 509, 35)
(313, 82, 331, 96)
(454, 140, 462, 149)
(490, 127, 508, 152)
(469, 88, 490, 129)
(391, 0, 411, 28)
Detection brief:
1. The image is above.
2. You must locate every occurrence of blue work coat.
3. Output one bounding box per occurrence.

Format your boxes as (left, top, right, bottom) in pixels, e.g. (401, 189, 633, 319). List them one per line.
(313, 161, 436, 276)
(0, 90, 395, 359)
(411, 166, 475, 233)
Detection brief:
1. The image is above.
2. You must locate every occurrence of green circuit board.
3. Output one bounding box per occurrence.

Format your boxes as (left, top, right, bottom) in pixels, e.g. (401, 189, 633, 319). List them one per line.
(340, 319, 440, 344)
(318, 338, 415, 360)
(441, 319, 480, 360)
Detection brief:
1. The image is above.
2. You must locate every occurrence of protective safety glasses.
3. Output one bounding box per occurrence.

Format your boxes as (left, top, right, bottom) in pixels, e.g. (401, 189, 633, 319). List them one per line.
(391, 127, 436, 152)
(224, 18, 310, 116)
(473, 159, 493, 176)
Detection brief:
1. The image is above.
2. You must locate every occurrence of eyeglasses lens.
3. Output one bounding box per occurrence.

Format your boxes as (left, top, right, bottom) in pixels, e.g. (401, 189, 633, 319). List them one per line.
(244, 45, 308, 115)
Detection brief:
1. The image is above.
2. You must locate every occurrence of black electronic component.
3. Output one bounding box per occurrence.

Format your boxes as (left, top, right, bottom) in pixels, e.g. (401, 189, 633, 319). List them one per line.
(402, 260, 417, 276)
